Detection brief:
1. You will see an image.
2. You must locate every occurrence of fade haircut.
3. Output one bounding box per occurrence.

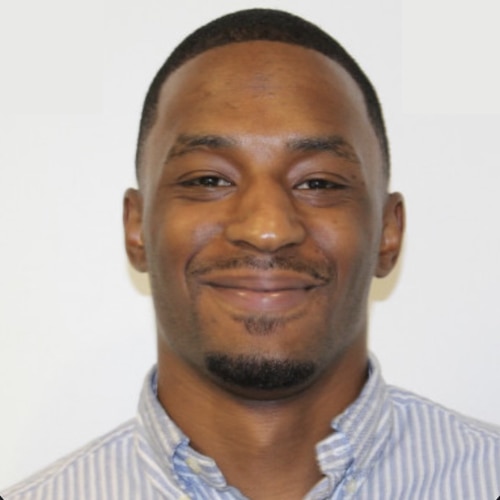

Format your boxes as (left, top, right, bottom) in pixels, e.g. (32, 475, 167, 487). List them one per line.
(135, 8, 390, 178)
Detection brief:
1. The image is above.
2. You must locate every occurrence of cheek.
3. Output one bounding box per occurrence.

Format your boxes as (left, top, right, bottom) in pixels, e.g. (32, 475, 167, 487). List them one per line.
(312, 212, 378, 286)
(146, 205, 224, 304)
(145, 207, 224, 349)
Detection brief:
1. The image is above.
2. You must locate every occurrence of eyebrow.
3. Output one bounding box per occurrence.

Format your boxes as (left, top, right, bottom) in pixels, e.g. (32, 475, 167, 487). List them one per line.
(165, 134, 237, 162)
(286, 135, 361, 164)
(164, 133, 360, 164)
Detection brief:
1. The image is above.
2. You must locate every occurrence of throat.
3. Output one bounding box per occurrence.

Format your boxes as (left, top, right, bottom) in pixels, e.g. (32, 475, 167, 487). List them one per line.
(192, 412, 328, 500)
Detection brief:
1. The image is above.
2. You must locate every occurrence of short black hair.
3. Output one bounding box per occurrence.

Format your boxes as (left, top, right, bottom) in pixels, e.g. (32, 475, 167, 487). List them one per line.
(135, 8, 390, 178)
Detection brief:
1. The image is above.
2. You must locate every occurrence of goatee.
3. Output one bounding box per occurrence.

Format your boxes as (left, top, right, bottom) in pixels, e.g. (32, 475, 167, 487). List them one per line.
(205, 353, 316, 391)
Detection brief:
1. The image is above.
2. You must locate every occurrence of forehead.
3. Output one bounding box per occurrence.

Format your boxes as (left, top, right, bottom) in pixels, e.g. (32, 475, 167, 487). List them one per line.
(141, 41, 382, 186)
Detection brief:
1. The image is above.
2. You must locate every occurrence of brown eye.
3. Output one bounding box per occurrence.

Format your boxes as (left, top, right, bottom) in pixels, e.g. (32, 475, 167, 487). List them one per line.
(295, 179, 345, 190)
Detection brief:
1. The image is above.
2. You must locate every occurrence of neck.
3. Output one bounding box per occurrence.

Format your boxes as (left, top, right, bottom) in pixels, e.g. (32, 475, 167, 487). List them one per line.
(156, 339, 368, 499)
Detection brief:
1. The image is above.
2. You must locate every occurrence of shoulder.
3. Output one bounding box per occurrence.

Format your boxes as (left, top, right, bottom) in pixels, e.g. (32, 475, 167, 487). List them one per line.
(349, 381, 500, 499)
(385, 385, 500, 483)
(2, 419, 136, 500)
(387, 384, 500, 438)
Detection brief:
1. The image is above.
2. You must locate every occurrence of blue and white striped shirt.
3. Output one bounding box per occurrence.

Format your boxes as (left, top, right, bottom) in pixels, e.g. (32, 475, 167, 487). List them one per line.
(3, 359, 500, 499)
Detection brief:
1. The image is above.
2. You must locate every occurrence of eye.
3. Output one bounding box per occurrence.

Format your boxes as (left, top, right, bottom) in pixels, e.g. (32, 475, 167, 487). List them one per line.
(181, 175, 232, 188)
(295, 178, 345, 190)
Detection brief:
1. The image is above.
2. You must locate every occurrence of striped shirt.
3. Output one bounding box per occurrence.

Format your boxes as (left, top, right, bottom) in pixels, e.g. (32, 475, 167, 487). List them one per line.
(3, 358, 500, 499)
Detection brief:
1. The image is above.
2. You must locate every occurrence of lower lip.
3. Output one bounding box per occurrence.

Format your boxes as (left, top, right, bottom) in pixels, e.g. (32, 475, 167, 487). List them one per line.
(206, 286, 311, 313)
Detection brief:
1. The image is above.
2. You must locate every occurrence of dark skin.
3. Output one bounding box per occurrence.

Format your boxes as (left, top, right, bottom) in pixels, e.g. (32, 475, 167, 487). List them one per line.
(124, 41, 404, 499)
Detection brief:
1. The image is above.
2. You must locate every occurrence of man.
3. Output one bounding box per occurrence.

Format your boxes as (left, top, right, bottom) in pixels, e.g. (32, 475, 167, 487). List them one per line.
(3, 8, 499, 500)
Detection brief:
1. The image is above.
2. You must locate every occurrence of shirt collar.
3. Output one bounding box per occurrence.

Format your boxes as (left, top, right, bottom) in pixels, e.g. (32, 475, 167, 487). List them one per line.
(316, 355, 393, 482)
(136, 367, 188, 477)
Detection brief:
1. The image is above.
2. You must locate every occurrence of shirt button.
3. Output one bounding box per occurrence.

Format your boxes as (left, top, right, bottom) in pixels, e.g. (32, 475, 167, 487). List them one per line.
(345, 479, 357, 494)
(185, 456, 202, 474)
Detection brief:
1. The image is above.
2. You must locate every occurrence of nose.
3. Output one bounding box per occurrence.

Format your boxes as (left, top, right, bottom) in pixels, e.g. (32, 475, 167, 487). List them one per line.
(224, 179, 306, 252)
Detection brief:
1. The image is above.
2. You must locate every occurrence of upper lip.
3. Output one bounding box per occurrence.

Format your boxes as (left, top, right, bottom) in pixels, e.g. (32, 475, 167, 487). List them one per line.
(198, 271, 327, 291)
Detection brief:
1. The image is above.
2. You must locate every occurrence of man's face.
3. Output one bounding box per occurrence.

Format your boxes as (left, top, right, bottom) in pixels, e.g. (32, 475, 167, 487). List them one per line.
(125, 41, 403, 398)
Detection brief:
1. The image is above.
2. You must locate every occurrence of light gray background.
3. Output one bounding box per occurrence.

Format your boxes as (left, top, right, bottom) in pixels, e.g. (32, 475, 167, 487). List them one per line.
(1, 0, 499, 489)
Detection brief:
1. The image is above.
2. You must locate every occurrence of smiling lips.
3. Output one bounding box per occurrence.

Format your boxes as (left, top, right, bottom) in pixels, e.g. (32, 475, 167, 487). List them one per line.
(200, 272, 326, 313)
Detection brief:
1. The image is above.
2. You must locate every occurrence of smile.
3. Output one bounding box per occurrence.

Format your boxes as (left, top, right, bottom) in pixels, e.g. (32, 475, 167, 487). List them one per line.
(200, 272, 325, 313)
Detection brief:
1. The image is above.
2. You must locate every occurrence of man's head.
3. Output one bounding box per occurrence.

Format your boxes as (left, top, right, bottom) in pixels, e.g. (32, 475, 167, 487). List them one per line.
(124, 9, 404, 400)
(135, 8, 390, 181)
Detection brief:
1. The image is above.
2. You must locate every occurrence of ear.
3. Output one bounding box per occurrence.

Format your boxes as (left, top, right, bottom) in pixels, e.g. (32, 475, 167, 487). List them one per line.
(123, 188, 148, 273)
(375, 192, 405, 278)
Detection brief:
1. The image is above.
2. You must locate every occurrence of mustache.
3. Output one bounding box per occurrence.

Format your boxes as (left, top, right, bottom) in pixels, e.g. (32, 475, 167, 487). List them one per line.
(188, 255, 334, 282)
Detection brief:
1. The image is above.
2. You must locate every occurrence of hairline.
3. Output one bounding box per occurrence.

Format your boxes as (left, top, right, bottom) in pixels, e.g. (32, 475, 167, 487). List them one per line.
(136, 34, 390, 183)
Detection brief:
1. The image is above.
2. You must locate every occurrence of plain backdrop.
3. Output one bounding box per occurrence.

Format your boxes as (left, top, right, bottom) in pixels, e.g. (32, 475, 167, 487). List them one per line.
(1, 0, 499, 489)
